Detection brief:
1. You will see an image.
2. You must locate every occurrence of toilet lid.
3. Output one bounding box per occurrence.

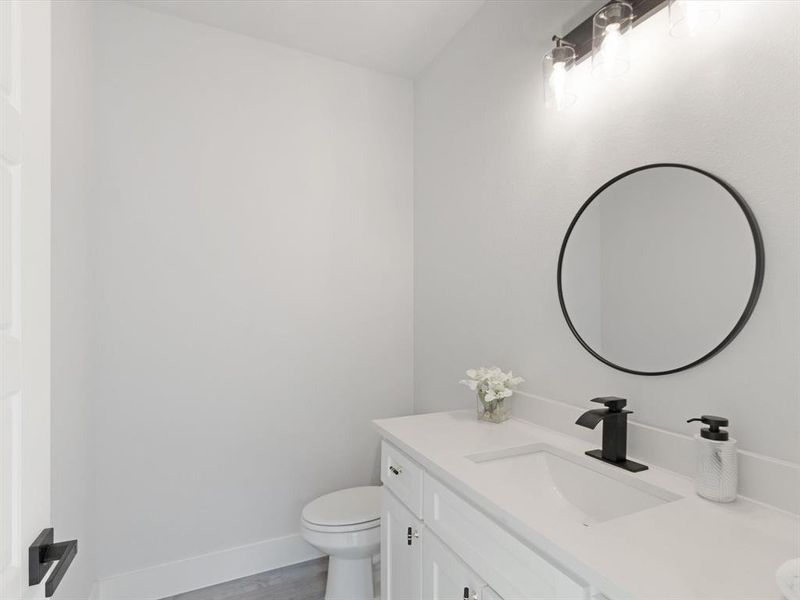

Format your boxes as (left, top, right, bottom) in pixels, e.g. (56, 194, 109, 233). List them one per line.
(302, 486, 381, 527)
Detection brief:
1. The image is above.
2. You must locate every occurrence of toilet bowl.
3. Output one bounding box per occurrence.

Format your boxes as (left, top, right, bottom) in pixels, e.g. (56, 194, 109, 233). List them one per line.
(301, 486, 381, 600)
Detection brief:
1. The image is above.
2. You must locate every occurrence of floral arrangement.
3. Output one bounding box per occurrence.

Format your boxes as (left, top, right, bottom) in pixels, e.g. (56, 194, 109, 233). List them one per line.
(460, 367, 523, 423)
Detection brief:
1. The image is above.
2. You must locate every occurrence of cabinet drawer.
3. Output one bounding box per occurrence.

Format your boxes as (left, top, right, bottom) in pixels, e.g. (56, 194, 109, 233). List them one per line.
(424, 474, 590, 600)
(381, 441, 424, 518)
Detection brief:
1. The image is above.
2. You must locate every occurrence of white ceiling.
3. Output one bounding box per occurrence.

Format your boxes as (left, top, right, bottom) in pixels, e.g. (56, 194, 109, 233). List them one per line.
(125, 0, 485, 78)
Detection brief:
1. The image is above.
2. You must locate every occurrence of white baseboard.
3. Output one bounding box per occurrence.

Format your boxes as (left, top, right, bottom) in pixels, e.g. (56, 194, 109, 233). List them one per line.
(97, 534, 323, 600)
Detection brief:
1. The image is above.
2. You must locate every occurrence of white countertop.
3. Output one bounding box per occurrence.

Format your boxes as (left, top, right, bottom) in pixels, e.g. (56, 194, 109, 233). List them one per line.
(374, 410, 800, 600)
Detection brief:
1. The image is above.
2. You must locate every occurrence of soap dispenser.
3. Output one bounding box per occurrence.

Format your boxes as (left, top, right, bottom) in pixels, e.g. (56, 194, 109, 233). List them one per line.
(687, 415, 737, 503)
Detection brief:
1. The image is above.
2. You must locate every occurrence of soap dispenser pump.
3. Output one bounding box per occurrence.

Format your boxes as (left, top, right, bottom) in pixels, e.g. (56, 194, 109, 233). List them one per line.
(687, 415, 737, 503)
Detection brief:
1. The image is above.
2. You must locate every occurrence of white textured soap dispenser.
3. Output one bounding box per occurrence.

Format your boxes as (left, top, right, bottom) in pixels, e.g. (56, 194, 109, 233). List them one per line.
(687, 415, 737, 503)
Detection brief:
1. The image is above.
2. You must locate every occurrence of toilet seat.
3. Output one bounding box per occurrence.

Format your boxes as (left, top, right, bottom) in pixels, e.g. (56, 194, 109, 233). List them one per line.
(301, 517, 380, 534)
(302, 486, 381, 531)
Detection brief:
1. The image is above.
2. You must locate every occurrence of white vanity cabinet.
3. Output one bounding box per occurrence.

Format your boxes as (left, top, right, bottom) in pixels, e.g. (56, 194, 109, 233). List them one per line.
(381, 487, 423, 600)
(481, 588, 504, 600)
(423, 530, 487, 600)
(381, 441, 592, 600)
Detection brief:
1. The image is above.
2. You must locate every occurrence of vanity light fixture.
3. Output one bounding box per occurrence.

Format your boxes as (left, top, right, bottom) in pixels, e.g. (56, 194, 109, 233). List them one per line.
(668, 0, 721, 38)
(546, 0, 722, 109)
(592, 1, 634, 79)
(543, 36, 577, 111)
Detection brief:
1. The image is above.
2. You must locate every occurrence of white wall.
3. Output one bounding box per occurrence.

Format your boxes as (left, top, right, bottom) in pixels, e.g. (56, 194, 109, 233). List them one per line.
(91, 2, 413, 582)
(414, 1, 800, 465)
(51, 0, 799, 593)
(51, 2, 96, 598)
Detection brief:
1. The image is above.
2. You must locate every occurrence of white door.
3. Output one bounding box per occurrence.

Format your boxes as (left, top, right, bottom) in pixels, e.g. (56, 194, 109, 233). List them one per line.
(1, 1, 52, 600)
(381, 488, 423, 600)
(422, 532, 485, 600)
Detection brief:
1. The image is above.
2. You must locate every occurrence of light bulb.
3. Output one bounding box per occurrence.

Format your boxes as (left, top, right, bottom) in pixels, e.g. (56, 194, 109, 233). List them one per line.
(548, 61, 568, 112)
(685, 0, 700, 34)
(542, 42, 576, 111)
(601, 22, 622, 70)
(591, 2, 632, 79)
(669, 0, 721, 38)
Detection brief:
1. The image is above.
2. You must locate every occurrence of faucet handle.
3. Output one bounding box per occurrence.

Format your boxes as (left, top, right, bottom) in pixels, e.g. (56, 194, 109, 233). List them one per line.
(590, 396, 627, 412)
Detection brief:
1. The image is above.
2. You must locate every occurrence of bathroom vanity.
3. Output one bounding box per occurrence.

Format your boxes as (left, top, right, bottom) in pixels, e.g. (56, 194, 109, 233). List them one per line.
(375, 411, 797, 600)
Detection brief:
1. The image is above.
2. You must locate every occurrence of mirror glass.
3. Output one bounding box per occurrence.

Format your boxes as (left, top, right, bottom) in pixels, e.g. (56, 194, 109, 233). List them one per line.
(558, 164, 763, 375)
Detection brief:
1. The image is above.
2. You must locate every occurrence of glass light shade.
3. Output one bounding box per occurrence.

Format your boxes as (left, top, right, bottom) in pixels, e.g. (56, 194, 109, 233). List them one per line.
(592, 1, 633, 79)
(669, 0, 720, 38)
(542, 45, 576, 111)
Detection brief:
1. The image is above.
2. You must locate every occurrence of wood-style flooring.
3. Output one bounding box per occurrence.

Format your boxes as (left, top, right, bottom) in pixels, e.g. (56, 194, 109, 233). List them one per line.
(160, 557, 380, 600)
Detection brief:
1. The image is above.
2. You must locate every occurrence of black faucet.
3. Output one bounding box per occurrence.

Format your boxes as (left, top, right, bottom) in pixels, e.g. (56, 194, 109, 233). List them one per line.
(576, 397, 648, 473)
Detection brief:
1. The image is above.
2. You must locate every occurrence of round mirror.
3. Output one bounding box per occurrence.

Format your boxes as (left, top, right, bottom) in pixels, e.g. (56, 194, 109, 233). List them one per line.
(557, 164, 764, 376)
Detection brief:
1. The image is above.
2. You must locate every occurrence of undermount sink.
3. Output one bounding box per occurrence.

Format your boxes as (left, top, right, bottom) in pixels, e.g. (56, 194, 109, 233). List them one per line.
(467, 443, 681, 526)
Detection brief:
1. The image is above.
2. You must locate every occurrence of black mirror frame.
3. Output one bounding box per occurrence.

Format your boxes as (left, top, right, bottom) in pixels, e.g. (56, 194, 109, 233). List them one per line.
(556, 163, 765, 377)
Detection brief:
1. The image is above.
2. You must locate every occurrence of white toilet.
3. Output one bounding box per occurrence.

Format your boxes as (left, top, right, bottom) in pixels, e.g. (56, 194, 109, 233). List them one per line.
(301, 486, 381, 600)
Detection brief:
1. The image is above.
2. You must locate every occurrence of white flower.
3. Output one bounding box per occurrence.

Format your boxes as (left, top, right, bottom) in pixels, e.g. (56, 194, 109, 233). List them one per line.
(459, 366, 524, 403)
(459, 379, 479, 391)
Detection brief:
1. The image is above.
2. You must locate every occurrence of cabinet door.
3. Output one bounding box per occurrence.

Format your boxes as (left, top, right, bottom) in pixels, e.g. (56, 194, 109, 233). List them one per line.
(382, 488, 423, 600)
(482, 588, 504, 600)
(423, 531, 485, 600)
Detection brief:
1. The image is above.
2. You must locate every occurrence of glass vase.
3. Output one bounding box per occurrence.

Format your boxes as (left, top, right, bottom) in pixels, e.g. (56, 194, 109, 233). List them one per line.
(477, 394, 509, 423)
